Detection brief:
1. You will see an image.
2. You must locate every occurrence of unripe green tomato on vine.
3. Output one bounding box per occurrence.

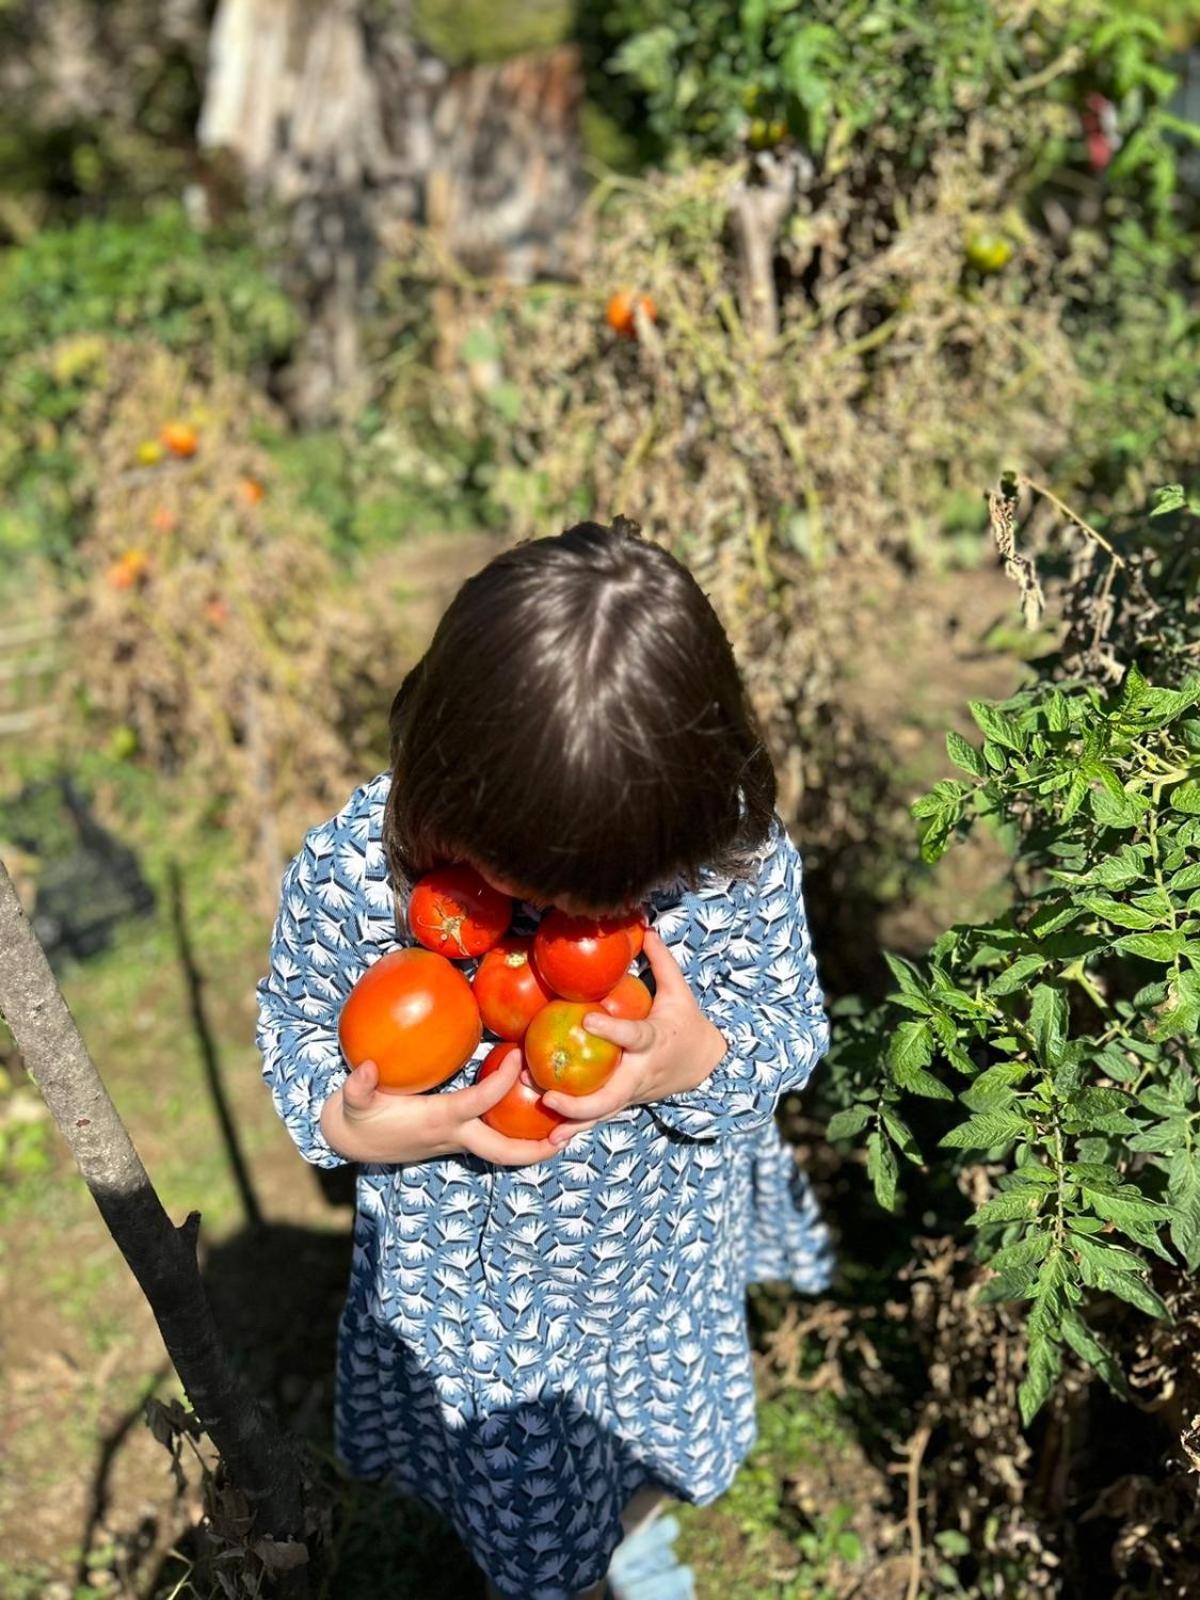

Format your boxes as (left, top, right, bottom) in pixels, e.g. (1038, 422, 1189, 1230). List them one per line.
(964, 230, 1013, 274)
(748, 116, 788, 151)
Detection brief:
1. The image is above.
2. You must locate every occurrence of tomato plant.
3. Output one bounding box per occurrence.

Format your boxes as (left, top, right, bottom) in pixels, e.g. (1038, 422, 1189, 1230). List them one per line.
(477, 1041, 566, 1141)
(525, 1001, 622, 1096)
(473, 935, 554, 1040)
(599, 972, 652, 1021)
(533, 910, 639, 1001)
(338, 947, 481, 1093)
(409, 864, 512, 959)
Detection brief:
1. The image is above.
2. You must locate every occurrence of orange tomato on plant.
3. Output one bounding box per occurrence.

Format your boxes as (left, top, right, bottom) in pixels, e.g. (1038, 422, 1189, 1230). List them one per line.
(525, 1001, 622, 1097)
(533, 910, 640, 1001)
(605, 290, 657, 340)
(161, 422, 200, 457)
(105, 549, 150, 590)
(477, 1042, 566, 1140)
(409, 864, 512, 959)
(338, 947, 481, 1093)
(473, 935, 554, 1040)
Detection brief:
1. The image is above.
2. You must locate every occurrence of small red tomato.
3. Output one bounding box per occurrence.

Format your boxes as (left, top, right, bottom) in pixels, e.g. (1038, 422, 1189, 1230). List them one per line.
(473, 935, 554, 1040)
(525, 1001, 622, 1097)
(338, 947, 481, 1093)
(533, 911, 640, 1001)
(409, 864, 512, 959)
(477, 1042, 565, 1140)
(599, 973, 652, 1022)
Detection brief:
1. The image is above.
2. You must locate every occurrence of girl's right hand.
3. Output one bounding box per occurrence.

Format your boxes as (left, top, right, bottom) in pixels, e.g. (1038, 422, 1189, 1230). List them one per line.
(320, 1050, 571, 1167)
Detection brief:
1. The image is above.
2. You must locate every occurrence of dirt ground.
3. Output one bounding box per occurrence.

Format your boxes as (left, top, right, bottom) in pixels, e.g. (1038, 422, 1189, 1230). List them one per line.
(0, 534, 1026, 1598)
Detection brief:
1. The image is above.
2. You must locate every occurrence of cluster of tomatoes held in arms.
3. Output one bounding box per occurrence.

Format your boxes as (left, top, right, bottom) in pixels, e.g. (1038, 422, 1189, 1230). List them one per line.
(337, 864, 650, 1142)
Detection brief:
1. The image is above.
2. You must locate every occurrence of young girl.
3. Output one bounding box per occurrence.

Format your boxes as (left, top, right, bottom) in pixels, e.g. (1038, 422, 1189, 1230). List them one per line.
(256, 518, 834, 1600)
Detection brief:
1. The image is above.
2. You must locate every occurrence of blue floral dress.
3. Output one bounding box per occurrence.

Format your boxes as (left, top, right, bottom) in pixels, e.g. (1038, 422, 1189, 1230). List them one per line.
(255, 771, 833, 1599)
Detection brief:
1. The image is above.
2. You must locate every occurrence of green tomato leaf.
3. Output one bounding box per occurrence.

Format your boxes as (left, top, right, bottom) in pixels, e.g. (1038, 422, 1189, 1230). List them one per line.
(1030, 984, 1069, 1069)
(1077, 894, 1159, 930)
(946, 729, 987, 778)
(866, 1128, 899, 1211)
(825, 1105, 872, 1142)
(939, 1110, 1030, 1150)
(1167, 1151, 1200, 1273)
(1116, 931, 1191, 962)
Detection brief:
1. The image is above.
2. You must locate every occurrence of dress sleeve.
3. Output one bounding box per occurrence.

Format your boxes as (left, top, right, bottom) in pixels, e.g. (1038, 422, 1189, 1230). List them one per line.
(647, 821, 830, 1142)
(255, 825, 358, 1169)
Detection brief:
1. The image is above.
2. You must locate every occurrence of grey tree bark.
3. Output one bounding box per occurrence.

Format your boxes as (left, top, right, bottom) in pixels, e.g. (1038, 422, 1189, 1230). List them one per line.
(197, 0, 586, 420)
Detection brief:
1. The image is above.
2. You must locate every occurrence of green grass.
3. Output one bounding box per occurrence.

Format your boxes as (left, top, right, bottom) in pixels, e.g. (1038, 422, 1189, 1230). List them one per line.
(675, 1388, 869, 1600)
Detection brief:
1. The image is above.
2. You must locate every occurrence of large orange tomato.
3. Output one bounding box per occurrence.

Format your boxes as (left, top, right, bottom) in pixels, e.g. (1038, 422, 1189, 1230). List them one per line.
(473, 935, 554, 1040)
(477, 1041, 565, 1140)
(533, 911, 640, 1001)
(599, 972, 652, 1022)
(338, 948, 481, 1093)
(409, 864, 512, 959)
(525, 1001, 622, 1097)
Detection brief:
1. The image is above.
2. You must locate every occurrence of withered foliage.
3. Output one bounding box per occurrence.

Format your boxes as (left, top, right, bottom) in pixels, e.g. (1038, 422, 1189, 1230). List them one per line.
(66, 344, 400, 901)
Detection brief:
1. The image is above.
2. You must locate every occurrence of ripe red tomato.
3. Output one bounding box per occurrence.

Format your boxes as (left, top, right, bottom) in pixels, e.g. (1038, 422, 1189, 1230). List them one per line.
(409, 864, 511, 959)
(627, 916, 648, 958)
(477, 1042, 566, 1140)
(599, 973, 652, 1022)
(473, 935, 554, 1040)
(525, 1001, 622, 1097)
(533, 911, 640, 1001)
(338, 947, 481, 1093)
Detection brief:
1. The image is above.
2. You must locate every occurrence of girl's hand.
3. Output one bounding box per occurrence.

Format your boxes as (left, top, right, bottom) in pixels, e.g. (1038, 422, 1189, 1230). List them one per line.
(540, 928, 727, 1140)
(321, 1048, 572, 1167)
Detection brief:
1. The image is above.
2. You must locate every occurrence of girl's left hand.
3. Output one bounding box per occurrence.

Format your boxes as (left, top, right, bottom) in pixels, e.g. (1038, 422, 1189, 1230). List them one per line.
(540, 928, 727, 1140)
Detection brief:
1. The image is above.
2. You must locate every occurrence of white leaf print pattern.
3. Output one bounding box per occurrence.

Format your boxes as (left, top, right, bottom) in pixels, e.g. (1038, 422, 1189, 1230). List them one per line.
(256, 771, 834, 1600)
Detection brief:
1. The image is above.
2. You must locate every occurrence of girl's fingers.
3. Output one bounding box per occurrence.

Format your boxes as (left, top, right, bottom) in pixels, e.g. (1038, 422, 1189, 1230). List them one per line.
(442, 1048, 522, 1119)
(548, 1116, 602, 1145)
(641, 929, 692, 997)
(459, 1121, 565, 1167)
(541, 1060, 638, 1120)
(342, 1058, 379, 1109)
(581, 1012, 655, 1052)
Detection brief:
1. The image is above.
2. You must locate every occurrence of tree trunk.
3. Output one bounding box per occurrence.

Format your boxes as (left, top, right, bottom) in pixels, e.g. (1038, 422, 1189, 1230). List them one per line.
(197, 0, 586, 420)
(0, 857, 310, 1593)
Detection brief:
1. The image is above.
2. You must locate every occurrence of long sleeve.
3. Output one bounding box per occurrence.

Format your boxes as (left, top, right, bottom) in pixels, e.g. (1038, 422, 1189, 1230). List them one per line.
(646, 821, 829, 1142)
(255, 823, 362, 1169)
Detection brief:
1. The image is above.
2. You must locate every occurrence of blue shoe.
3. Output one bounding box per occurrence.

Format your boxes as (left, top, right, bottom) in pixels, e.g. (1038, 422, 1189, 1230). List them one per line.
(608, 1515, 695, 1600)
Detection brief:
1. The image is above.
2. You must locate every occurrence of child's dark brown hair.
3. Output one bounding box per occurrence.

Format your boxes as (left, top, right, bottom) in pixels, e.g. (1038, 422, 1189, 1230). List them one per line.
(382, 516, 776, 914)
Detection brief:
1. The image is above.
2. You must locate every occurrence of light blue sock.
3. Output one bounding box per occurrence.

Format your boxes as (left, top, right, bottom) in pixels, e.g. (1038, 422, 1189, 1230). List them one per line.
(608, 1515, 696, 1600)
